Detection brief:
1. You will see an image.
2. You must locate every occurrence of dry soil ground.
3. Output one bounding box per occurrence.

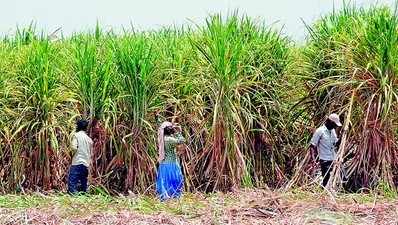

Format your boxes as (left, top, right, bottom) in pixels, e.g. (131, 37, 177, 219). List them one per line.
(0, 189, 397, 225)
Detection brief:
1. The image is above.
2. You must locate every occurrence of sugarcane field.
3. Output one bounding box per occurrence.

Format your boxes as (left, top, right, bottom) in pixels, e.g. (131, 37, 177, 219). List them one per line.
(0, 1, 397, 224)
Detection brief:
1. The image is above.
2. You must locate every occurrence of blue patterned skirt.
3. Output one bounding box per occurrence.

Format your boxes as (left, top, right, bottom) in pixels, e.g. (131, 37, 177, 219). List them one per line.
(156, 162, 183, 201)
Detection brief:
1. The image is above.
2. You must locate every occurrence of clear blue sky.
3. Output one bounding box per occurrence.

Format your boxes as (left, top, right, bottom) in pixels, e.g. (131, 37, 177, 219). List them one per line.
(1, 0, 395, 40)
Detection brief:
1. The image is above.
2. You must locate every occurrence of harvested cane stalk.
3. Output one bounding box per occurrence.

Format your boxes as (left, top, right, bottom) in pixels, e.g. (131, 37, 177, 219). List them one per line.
(328, 90, 356, 191)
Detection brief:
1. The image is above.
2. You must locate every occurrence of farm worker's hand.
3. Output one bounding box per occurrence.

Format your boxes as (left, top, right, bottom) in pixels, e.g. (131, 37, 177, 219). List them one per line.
(173, 125, 182, 132)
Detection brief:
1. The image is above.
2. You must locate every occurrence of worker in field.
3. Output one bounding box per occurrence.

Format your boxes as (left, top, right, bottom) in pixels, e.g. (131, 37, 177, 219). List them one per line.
(310, 113, 342, 187)
(68, 119, 93, 194)
(156, 121, 186, 201)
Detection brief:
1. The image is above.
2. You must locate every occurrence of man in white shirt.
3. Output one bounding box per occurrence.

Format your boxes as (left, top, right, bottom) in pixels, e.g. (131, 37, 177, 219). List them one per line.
(68, 119, 93, 194)
(310, 113, 342, 187)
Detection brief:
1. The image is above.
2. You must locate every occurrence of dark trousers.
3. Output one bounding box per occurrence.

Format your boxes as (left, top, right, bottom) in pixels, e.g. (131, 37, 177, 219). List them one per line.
(320, 160, 333, 187)
(68, 164, 88, 194)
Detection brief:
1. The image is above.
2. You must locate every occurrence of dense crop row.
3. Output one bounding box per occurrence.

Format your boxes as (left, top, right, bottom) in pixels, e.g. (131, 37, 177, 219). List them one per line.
(0, 4, 396, 194)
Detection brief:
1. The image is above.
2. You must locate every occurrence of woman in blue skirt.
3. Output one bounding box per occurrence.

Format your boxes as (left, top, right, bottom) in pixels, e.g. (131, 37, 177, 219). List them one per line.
(156, 121, 185, 201)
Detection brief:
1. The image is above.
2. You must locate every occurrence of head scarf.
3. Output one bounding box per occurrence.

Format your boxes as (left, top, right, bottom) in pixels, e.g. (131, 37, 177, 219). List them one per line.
(158, 121, 173, 155)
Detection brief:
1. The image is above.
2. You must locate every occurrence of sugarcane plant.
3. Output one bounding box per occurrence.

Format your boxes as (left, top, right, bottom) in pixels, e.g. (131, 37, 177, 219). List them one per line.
(303, 4, 398, 190)
(70, 31, 117, 186)
(110, 34, 161, 192)
(190, 13, 291, 191)
(13, 39, 73, 190)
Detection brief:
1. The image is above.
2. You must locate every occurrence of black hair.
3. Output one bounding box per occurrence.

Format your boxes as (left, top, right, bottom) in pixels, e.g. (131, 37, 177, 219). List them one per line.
(76, 119, 89, 132)
(163, 126, 175, 136)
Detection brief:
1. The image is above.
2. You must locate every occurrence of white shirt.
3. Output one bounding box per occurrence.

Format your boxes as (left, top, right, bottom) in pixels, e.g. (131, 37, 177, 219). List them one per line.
(310, 125, 338, 161)
(71, 131, 93, 167)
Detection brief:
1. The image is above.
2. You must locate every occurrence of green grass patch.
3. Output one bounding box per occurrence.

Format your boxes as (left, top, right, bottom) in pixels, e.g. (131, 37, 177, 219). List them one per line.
(0, 192, 209, 218)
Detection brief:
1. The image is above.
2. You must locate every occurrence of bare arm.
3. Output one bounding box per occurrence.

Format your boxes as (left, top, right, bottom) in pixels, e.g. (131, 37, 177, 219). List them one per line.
(164, 132, 186, 145)
(158, 147, 165, 162)
(174, 132, 185, 145)
(309, 144, 318, 162)
(336, 138, 341, 149)
(309, 128, 322, 162)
